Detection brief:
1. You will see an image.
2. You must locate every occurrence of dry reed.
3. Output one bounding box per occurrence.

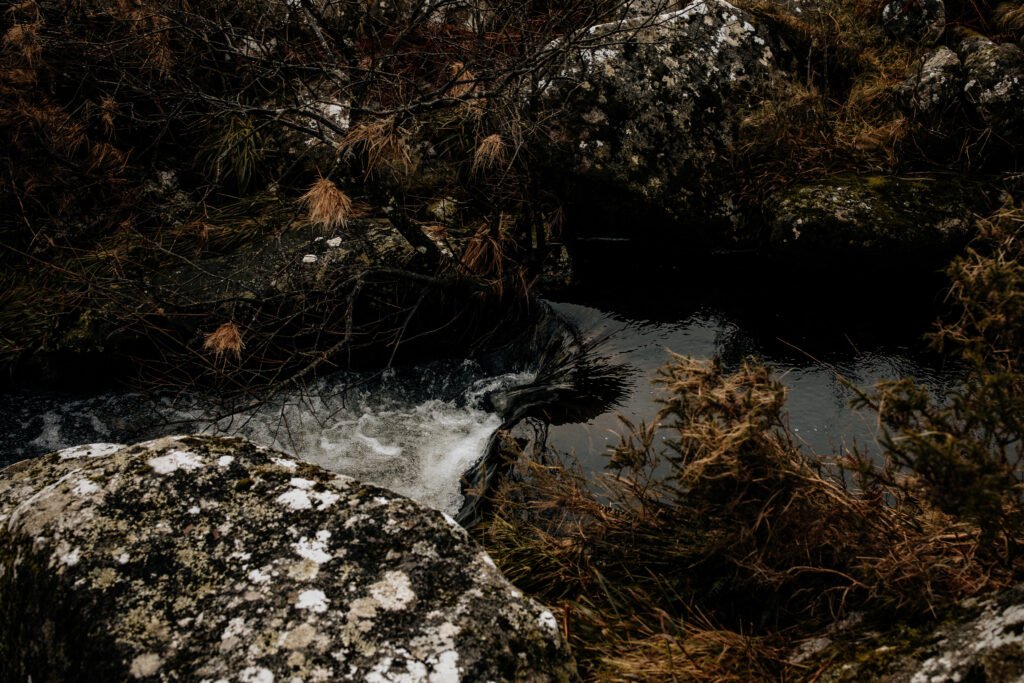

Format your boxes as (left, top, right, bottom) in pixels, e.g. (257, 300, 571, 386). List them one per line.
(300, 177, 352, 230)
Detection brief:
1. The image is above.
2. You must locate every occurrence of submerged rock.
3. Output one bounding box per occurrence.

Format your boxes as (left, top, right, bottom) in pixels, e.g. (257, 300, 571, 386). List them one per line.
(538, 0, 787, 241)
(767, 175, 975, 257)
(0, 435, 577, 682)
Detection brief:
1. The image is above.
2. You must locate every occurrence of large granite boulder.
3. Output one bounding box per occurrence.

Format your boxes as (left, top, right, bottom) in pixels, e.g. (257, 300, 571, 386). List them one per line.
(0, 435, 577, 682)
(537, 0, 789, 243)
(959, 35, 1024, 145)
(767, 175, 975, 258)
(897, 46, 964, 118)
(818, 585, 1024, 681)
(880, 0, 945, 45)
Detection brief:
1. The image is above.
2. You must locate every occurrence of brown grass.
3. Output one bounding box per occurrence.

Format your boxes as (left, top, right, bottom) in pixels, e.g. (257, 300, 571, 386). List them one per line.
(2, 23, 41, 65)
(300, 177, 352, 230)
(338, 116, 415, 178)
(472, 133, 507, 175)
(203, 321, 244, 362)
(994, 1, 1024, 31)
(478, 355, 1004, 680)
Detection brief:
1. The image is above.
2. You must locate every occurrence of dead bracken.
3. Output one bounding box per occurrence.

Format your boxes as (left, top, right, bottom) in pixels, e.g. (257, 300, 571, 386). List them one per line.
(202, 321, 244, 362)
(300, 177, 353, 231)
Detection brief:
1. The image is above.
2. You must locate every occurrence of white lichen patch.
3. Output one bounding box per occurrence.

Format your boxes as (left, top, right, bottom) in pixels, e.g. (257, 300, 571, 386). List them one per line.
(249, 567, 272, 584)
(73, 478, 102, 496)
(54, 541, 81, 568)
(972, 603, 1024, 652)
(148, 449, 205, 475)
(277, 489, 312, 510)
(311, 490, 340, 510)
(302, 254, 318, 264)
(429, 650, 460, 683)
(272, 457, 297, 470)
(239, 667, 275, 683)
(296, 589, 330, 613)
(129, 653, 163, 678)
(294, 531, 333, 564)
(290, 477, 315, 490)
(369, 571, 415, 611)
(216, 455, 235, 467)
(58, 443, 123, 460)
(326, 236, 343, 248)
(537, 610, 559, 636)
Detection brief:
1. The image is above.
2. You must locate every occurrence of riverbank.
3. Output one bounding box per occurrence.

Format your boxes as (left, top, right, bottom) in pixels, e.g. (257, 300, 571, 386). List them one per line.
(3, 0, 1024, 680)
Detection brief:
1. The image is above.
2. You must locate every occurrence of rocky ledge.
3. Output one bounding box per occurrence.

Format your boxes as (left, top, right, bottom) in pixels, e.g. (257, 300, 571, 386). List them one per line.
(0, 435, 577, 682)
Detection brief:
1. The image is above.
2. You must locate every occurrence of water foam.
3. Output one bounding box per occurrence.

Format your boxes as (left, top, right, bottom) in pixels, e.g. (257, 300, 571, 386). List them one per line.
(1, 362, 535, 516)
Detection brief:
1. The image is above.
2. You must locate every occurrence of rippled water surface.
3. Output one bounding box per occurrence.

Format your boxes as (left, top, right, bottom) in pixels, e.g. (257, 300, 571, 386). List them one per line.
(0, 254, 960, 512)
(0, 362, 534, 515)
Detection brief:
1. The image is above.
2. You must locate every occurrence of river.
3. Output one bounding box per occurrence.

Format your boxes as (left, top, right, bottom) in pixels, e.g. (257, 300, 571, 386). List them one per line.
(0, 255, 957, 516)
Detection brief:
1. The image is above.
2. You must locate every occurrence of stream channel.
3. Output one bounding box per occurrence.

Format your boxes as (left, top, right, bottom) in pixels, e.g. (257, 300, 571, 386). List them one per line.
(0, 254, 958, 519)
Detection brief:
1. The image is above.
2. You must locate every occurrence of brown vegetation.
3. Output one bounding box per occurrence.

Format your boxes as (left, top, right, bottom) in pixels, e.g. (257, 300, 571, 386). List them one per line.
(477, 207, 1024, 680)
(300, 177, 353, 231)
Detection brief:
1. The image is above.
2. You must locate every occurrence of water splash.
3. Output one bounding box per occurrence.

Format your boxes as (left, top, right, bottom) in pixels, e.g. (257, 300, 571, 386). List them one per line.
(0, 361, 535, 516)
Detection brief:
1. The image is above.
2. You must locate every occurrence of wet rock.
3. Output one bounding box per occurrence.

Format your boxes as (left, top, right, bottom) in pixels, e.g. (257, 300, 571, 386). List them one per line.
(0, 435, 577, 682)
(768, 176, 974, 257)
(898, 46, 964, 116)
(960, 35, 1024, 143)
(880, 0, 945, 44)
(538, 0, 787, 242)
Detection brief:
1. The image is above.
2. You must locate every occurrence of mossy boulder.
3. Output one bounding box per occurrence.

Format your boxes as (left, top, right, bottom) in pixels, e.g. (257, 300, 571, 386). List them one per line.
(818, 585, 1024, 681)
(0, 435, 577, 682)
(959, 35, 1024, 147)
(538, 0, 789, 242)
(767, 175, 975, 258)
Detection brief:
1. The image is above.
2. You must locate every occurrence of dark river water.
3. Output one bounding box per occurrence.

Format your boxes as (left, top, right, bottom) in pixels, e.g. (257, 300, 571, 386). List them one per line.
(539, 251, 958, 473)
(0, 252, 959, 514)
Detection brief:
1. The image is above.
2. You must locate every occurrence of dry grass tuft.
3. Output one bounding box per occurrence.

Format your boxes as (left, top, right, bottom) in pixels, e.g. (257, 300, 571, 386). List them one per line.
(2, 22, 41, 65)
(478, 353, 1004, 679)
(994, 1, 1024, 31)
(339, 116, 414, 178)
(203, 321, 244, 362)
(447, 61, 477, 98)
(472, 133, 507, 175)
(300, 177, 352, 231)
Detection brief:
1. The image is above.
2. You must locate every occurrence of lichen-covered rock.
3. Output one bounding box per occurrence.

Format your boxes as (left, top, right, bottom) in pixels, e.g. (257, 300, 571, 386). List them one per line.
(538, 0, 787, 241)
(0, 436, 577, 682)
(960, 35, 1024, 143)
(820, 585, 1024, 682)
(892, 586, 1024, 682)
(880, 0, 945, 44)
(898, 46, 964, 116)
(768, 176, 974, 257)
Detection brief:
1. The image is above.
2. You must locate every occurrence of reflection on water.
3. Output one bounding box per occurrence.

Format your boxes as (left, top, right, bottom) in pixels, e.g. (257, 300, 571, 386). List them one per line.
(542, 300, 956, 474)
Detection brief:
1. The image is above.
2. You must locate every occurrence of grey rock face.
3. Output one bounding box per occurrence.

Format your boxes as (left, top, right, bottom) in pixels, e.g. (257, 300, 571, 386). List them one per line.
(872, 585, 1024, 682)
(768, 176, 974, 256)
(898, 46, 964, 116)
(539, 0, 786, 239)
(960, 35, 1024, 143)
(880, 0, 945, 44)
(0, 436, 577, 682)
